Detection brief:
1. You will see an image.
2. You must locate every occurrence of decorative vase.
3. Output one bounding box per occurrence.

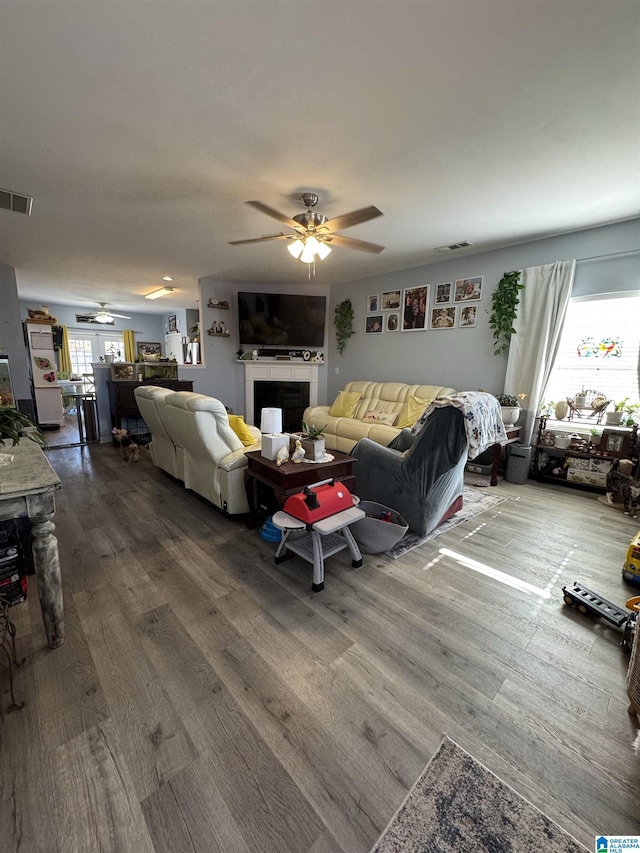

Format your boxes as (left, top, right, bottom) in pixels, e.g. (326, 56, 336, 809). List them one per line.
(301, 437, 326, 461)
(554, 401, 569, 420)
(500, 405, 520, 428)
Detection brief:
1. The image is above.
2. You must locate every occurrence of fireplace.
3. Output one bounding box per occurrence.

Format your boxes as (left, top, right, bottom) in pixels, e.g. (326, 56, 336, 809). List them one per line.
(242, 361, 320, 426)
(254, 381, 310, 432)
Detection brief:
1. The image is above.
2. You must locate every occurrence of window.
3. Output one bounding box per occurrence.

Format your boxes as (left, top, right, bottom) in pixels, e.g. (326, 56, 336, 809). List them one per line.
(68, 338, 94, 375)
(67, 332, 124, 372)
(545, 294, 640, 406)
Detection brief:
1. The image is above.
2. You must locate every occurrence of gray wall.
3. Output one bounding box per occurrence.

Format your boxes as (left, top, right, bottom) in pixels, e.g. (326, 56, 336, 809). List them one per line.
(18, 300, 164, 343)
(325, 218, 640, 402)
(0, 262, 31, 405)
(193, 279, 330, 416)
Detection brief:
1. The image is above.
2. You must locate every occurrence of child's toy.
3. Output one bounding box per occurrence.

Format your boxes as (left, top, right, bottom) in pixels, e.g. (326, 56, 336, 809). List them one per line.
(562, 582, 636, 648)
(272, 479, 364, 591)
(622, 530, 640, 584)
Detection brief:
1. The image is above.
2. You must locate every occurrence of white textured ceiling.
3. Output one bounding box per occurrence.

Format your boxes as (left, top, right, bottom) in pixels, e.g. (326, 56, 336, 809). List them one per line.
(1, 0, 638, 316)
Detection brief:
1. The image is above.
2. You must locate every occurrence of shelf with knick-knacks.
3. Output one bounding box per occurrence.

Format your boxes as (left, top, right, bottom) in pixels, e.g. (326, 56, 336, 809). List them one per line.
(207, 299, 229, 309)
(207, 321, 230, 337)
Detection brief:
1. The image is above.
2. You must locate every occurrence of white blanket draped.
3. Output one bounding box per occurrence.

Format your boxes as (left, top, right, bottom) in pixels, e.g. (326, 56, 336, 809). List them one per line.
(412, 392, 507, 459)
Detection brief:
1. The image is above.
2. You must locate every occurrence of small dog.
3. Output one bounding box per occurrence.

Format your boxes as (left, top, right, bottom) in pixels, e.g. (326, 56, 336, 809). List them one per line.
(112, 428, 139, 463)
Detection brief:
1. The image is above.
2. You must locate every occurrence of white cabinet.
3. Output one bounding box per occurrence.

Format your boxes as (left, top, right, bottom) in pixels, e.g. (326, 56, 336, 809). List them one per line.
(25, 321, 64, 427)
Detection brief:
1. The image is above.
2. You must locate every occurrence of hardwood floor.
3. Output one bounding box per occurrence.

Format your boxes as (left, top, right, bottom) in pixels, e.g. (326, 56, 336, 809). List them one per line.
(2, 441, 639, 851)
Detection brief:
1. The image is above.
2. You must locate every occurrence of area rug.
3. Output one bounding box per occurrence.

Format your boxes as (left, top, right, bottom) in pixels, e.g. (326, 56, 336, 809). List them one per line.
(386, 487, 506, 559)
(371, 736, 588, 852)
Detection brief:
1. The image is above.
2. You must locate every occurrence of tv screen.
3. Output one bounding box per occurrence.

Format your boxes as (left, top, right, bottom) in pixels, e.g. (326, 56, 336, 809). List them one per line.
(237, 292, 327, 349)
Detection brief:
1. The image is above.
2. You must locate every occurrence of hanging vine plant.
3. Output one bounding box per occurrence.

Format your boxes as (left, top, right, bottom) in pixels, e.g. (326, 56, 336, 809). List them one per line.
(334, 298, 355, 355)
(489, 270, 524, 355)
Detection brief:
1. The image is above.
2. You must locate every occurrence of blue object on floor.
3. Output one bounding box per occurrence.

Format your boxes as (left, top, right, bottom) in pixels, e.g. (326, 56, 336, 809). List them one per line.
(259, 516, 282, 542)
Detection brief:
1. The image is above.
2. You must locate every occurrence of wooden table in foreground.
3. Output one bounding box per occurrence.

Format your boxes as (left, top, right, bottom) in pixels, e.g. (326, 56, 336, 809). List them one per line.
(0, 440, 64, 648)
(244, 449, 356, 527)
(491, 426, 521, 486)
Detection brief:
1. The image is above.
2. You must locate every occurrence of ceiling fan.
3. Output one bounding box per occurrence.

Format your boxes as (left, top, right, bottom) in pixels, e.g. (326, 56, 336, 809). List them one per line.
(228, 193, 385, 263)
(86, 302, 131, 323)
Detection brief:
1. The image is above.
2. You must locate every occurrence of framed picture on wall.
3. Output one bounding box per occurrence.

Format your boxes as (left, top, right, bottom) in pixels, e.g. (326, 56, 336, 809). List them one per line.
(381, 290, 401, 310)
(168, 314, 178, 332)
(401, 285, 429, 331)
(385, 313, 400, 332)
(365, 314, 384, 334)
(454, 276, 483, 302)
(430, 306, 457, 329)
(137, 341, 162, 362)
(367, 294, 380, 312)
(434, 282, 452, 304)
(458, 305, 478, 328)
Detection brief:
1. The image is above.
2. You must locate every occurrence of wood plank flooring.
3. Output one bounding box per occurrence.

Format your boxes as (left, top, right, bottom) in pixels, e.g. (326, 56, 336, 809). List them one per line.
(2, 441, 639, 851)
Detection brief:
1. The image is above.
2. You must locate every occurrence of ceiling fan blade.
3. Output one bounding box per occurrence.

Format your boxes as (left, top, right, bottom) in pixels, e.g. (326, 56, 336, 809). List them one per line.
(228, 234, 291, 245)
(325, 233, 385, 254)
(320, 205, 383, 234)
(110, 313, 131, 319)
(245, 201, 301, 231)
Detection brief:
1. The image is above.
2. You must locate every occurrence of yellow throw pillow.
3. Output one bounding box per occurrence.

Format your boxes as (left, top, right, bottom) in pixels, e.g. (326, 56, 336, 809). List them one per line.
(396, 395, 432, 429)
(228, 414, 256, 446)
(328, 390, 361, 418)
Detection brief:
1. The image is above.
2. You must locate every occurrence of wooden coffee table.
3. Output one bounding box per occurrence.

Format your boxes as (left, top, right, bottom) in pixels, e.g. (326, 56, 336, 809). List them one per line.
(244, 449, 356, 527)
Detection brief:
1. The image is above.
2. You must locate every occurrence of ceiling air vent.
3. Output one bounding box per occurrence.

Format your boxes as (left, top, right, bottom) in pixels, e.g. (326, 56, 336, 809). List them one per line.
(435, 240, 474, 252)
(0, 188, 33, 215)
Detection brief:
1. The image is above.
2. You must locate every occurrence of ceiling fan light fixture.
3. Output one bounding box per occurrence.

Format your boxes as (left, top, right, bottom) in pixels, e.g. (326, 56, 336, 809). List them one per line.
(95, 312, 111, 323)
(145, 286, 174, 300)
(287, 239, 305, 259)
(316, 241, 331, 260)
(300, 241, 317, 264)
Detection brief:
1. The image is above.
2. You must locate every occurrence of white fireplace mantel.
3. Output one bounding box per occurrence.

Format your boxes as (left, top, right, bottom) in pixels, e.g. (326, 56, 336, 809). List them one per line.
(242, 360, 320, 425)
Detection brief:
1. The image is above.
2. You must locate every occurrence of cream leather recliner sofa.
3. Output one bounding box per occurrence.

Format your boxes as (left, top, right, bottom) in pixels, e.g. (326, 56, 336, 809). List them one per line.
(134, 385, 184, 480)
(302, 380, 456, 453)
(136, 387, 261, 515)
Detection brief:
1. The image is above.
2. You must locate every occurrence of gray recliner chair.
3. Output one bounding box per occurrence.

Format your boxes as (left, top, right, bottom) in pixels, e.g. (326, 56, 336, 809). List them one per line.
(351, 406, 467, 537)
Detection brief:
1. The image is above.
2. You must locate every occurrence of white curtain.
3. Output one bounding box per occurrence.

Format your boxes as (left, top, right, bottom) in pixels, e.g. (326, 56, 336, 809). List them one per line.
(504, 260, 576, 446)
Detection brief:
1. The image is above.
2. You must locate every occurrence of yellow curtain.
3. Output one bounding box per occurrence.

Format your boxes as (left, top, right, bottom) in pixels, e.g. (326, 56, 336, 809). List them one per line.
(59, 326, 72, 374)
(123, 329, 136, 363)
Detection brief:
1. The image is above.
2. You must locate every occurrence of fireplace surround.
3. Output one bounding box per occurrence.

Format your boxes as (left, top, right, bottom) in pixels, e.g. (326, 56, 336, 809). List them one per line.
(242, 361, 319, 427)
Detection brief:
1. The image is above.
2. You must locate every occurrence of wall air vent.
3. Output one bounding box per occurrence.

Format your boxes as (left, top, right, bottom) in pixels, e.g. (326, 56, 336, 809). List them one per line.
(0, 188, 33, 215)
(435, 240, 474, 252)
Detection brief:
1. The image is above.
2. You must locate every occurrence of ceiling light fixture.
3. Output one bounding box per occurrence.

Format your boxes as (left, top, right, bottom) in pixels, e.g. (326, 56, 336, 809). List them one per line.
(162, 276, 173, 281)
(145, 286, 174, 300)
(287, 235, 332, 265)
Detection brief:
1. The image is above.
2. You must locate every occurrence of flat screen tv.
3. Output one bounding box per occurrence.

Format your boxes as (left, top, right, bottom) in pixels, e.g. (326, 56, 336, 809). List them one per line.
(237, 292, 327, 350)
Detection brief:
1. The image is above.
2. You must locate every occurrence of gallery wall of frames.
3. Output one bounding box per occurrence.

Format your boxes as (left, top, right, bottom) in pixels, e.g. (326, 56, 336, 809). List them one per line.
(365, 277, 482, 334)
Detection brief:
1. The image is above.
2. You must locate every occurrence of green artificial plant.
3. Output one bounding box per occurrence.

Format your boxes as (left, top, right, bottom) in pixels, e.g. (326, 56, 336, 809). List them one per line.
(334, 299, 354, 356)
(0, 408, 46, 448)
(301, 421, 325, 440)
(489, 270, 524, 355)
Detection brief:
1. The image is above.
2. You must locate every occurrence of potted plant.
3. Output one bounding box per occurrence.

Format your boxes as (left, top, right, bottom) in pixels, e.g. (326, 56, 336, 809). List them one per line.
(488, 271, 524, 355)
(496, 393, 527, 428)
(0, 407, 46, 449)
(623, 401, 640, 427)
(300, 420, 326, 461)
(334, 299, 354, 356)
(606, 398, 628, 426)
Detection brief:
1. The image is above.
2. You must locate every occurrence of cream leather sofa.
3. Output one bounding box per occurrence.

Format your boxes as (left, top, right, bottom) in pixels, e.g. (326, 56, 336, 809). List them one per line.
(302, 380, 456, 453)
(135, 387, 261, 515)
(134, 385, 183, 480)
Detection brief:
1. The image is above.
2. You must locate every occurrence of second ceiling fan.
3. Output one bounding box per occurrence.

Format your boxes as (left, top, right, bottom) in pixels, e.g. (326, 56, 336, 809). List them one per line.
(229, 193, 385, 263)
(86, 302, 131, 323)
